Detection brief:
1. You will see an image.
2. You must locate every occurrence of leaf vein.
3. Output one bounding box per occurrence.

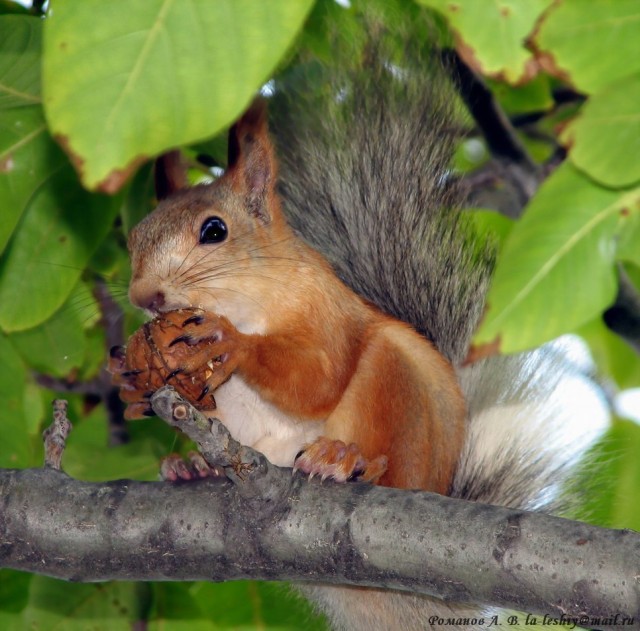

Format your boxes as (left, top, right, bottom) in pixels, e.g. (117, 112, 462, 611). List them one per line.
(102, 0, 176, 141)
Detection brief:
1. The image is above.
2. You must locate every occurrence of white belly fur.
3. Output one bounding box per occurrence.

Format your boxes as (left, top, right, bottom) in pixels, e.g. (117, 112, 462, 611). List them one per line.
(213, 375, 325, 467)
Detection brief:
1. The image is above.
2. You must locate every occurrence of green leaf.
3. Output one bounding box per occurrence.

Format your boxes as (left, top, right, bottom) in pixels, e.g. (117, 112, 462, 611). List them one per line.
(76, 324, 107, 381)
(578, 318, 640, 391)
(0, 569, 31, 631)
(623, 262, 640, 295)
(23, 381, 45, 436)
(0, 17, 60, 253)
(0, 569, 31, 613)
(147, 582, 327, 630)
(475, 163, 639, 353)
(191, 581, 327, 630)
(487, 74, 553, 115)
(617, 207, 640, 266)
(534, 0, 640, 94)
(0, 106, 66, 254)
(149, 583, 216, 631)
(0, 15, 41, 109)
(0, 165, 120, 332)
(43, 0, 315, 192)
(20, 296, 80, 374)
(9, 282, 99, 377)
(22, 578, 148, 631)
(0, 333, 28, 467)
(418, 0, 553, 83)
(561, 74, 640, 188)
(576, 420, 640, 530)
(63, 405, 178, 482)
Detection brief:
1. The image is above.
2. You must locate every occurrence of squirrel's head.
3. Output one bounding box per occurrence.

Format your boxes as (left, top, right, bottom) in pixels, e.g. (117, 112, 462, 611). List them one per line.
(127, 100, 299, 333)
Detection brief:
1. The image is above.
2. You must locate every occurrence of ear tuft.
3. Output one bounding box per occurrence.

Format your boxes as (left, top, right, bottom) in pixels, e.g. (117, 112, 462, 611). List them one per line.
(154, 150, 189, 200)
(227, 99, 277, 222)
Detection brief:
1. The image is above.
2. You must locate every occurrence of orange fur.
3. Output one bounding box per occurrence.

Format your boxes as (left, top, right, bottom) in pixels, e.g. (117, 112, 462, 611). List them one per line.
(128, 101, 466, 494)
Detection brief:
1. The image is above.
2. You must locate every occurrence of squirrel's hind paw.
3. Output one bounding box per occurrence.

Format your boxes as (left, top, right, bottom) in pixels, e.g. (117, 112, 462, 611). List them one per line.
(294, 437, 387, 484)
(160, 451, 225, 482)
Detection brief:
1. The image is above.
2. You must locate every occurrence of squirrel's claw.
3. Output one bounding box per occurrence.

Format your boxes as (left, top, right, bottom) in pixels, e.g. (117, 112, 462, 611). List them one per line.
(293, 437, 387, 484)
(196, 385, 210, 402)
(182, 314, 205, 327)
(160, 452, 225, 482)
(169, 334, 194, 347)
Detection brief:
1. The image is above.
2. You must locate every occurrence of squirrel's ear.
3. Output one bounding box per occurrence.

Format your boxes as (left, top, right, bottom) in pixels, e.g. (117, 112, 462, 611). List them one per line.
(228, 99, 278, 222)
(154, 150, 189, 200)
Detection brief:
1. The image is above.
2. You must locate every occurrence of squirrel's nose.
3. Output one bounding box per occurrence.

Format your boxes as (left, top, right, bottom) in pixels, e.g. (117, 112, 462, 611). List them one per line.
(129, 283, 166, 314)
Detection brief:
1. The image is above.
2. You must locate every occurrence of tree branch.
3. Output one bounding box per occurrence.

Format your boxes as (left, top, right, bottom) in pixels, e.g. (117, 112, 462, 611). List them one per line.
(445, 49, 544, 214)
(1, 389, 638, 620)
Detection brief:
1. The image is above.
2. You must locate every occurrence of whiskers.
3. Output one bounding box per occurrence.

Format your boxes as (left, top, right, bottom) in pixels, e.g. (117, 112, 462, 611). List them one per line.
(169, 228, 305, 302)
(54, 279, 131, 336)
(189, 284, 267, 313)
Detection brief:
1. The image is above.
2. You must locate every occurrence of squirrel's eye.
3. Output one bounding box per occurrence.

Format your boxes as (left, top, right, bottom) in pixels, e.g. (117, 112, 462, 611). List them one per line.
(199, 216, 228, 244)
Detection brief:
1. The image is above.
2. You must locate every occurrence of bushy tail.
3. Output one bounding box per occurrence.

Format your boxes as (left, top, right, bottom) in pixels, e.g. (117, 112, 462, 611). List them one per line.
(271, 9, 607, 630)
(271, 21, 491, 367)
(272, 9, 607, 513)
(455, 347, 607, 513)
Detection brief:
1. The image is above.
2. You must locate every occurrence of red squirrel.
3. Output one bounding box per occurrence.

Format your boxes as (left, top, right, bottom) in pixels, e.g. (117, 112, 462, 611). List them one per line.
(126, 102, 466, 495)
(121, 37, 606, 629)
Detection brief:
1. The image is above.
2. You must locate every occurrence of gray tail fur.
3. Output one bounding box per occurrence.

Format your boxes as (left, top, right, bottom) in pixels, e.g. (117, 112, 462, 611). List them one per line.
(271, 23, 491, 367)
(271, 10, 608, 629)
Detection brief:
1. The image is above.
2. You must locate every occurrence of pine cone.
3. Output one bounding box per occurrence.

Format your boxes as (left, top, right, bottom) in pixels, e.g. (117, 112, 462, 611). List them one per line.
(109, 309, 219, 419)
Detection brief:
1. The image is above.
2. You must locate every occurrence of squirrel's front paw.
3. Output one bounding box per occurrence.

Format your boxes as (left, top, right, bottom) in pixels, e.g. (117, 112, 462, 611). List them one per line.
(108, 309, 227, 417)
(293, 437, 388, 483)
(168, 311, 244, 397)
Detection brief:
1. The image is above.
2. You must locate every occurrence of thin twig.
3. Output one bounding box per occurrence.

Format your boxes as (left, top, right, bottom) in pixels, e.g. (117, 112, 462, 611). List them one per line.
(444, 49, 543, 209)
(150, 386, 288, 502)
(42, 399, 72, 470)
(93, 279, 128, 445)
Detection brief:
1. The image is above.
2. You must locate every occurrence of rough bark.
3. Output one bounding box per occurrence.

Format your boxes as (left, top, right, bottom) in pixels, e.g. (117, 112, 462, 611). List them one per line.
(0, 388, 638, 620)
